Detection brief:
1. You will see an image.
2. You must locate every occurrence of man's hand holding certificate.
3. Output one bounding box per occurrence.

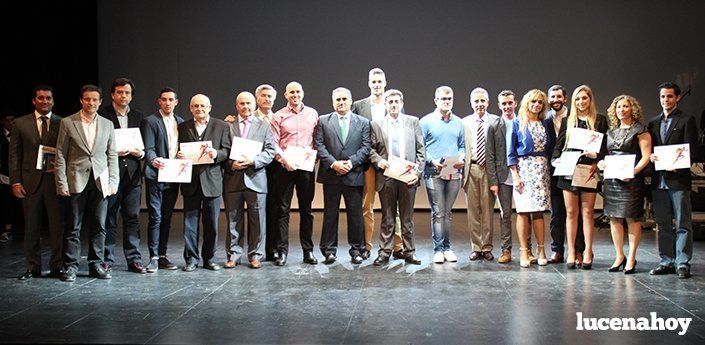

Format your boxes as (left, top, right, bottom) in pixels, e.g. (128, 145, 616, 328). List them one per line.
(653, 144, 691, 171)
(180, 141, 215, 165)
(158, 159, 193, 183)
(115, 128, 145, 155)
(383, 155, 419, 184)
(282, 146, 317, 172)
(567, 127, 604, 153)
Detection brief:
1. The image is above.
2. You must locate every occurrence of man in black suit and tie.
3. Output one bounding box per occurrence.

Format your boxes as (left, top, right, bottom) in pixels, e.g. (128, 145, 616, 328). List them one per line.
(369, 89, 423, 265)
(315, 87, 371, 264)
(141, 87, 183, 272)
(648, 82, 699, 279)
(177, 94, 231, 272)
(99, 78, 146, 274)
(223, 92, 275, 269)
(10, 85, 65, 280)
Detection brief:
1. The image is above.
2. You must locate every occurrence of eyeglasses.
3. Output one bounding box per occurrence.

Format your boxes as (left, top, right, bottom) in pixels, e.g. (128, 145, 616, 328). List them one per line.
(438, 97, 453, 101)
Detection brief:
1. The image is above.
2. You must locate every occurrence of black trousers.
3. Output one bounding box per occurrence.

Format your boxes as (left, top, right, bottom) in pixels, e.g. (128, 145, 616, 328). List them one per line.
(182, 187, 220, 265)
(263, 164, 279, 256)
(319, 183, 364, 257)
(272, 164, 315, 255)
(104, 174, 142, 266)
(22, 175, 65, 271)
(64, 177, 108, 270)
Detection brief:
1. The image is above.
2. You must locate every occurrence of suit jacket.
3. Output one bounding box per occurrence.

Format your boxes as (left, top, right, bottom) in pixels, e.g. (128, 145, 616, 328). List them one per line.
(486, 116, 510, 187)
(178, 118, 231, 198)
(9, 113, 62, 194)
(55, 112, 119, 194)
(462, 113, 499, 188)
(99, 104, 145, 186)
(315, 112, 371, 187)
(223, 116, 275, 194)
(647, 108, 699, 190)
(0, 130, 9, 176)
(351, 97, 404, 171)
(141, 112, 185, 181)
(369, 114, 424, 192)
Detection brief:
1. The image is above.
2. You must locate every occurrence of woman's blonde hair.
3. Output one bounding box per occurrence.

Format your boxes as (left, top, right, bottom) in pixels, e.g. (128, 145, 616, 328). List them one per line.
(517, 89, 547, 130)
(564, 85, 597, 149)
(607, 94, 642, 129)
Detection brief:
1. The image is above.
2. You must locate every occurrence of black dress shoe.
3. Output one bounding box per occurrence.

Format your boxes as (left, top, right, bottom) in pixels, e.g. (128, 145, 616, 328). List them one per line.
(183, 262, 197, 272)
(405, 255, 422, 265)
(392, 250, 405, 260)
(360, 250, 370, 260)
(48, 268, 64, 278)
(275, 253, 287, 266)
(89, 264, 112, 279)
(650, 265, 676, 275)
(373, 256, 389, 266)
(203, 262, 221, 271)
(324, 253, 337, 264)
(158, 257, 178, 270)
(18, 270, 41, 280)
(264, 252, 279, 262)
(677, 267, 691, 279)
(303, 252, 318, 265)
(351, 255, 363, 264)
(61, 268, 77, 282)
(128, 262, 147, 274)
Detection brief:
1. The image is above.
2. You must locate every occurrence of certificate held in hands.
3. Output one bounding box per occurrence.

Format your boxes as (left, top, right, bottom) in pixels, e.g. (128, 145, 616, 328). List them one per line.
(604, 154, 635, 180)
(36, 145, 57, 173)
(180, 141, 214, 165)
(383, 155, 418, 184)
(654, 144, 691, 171)
(158, 159, 193, 183)
(283, 146, 317, 172)
(567, 127, 604, 153)
(571, 163, 598, 189)
(114, 128, 145, 152)
(230, 136, 263, 161)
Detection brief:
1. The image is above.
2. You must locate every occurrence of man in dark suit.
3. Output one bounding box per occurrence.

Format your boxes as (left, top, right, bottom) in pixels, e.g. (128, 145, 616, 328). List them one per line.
(9, 85, 65, 280)
(99, 78, 146, 274)
(177, 94, 231, 272)
(223, 92, 274, 269)
(141, 87, 183, 272)
(1, 114, 23, 243)
(648, 82, 699, 279)
(351, 67, 404, 259)
(315, 87, 371, 264)
(368, 89, 423, 265)
(55, 85, 119, 282)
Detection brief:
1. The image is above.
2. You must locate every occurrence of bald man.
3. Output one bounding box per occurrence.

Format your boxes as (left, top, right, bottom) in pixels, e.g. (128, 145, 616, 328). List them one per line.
(177, 94, 231, 272)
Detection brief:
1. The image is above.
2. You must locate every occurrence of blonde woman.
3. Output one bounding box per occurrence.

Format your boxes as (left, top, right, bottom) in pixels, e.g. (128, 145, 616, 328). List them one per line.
(600, 95, 651, 274)
(551, 85, 608, 270)
(506, 90, 555, 267)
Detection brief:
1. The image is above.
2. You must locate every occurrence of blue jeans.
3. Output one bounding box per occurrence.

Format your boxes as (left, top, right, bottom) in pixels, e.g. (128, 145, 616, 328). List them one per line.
(652, 189, 693, 268)
(425, 177, 461, 253)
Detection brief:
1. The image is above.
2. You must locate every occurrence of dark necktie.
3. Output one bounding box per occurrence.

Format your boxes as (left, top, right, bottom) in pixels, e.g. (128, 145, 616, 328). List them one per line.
(40, 116, 49, 145)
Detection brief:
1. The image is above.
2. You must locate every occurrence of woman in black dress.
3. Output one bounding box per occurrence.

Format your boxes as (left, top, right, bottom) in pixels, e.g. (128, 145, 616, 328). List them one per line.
(600, 95, 652, 274)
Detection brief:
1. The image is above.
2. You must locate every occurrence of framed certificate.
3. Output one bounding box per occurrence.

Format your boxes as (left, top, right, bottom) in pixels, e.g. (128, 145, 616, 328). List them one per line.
(571, 163, 598, 189)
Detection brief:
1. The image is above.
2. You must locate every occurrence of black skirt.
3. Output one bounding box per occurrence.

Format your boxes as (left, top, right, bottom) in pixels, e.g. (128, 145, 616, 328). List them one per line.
(603, 176, 645, 219)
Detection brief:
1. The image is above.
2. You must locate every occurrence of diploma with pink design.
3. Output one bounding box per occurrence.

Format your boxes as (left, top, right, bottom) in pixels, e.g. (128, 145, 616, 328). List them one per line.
(158, 159, 193, 183)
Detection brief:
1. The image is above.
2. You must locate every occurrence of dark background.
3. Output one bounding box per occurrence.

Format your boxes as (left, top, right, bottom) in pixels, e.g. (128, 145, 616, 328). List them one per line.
(3, 0, 705, 127)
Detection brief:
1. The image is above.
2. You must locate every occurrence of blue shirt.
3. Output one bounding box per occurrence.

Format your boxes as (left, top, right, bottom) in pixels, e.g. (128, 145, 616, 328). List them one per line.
(419, 110, 465, 177)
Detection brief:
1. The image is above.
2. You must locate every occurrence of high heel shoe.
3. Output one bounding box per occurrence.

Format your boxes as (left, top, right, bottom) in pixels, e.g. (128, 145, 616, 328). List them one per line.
(519, 248, 531, 268)
(536, 245, 548, 266)
(581, 250, 593, 270)
(608, 257, 626, 272)
(624, 260, 637, 275)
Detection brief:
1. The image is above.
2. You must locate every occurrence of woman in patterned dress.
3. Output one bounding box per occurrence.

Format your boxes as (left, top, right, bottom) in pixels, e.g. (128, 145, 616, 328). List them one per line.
(507, 89, 555, 267)
(599, 95, 651, 274)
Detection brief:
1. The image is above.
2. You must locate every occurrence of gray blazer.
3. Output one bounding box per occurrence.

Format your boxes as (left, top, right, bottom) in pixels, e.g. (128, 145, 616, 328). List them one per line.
(486, 116, 509, 186)
(315, 112, 371, 186)
(223, 116, 275, 194)
(369, 114, 424, 192)
(9, 113, 62, 194)
(55, 111, 119, 194)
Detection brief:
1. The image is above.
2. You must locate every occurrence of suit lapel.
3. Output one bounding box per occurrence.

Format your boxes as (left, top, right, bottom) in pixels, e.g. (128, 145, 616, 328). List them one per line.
(664, 113, 680, 144)
(247, 118, 262, 140)
(403, 116, 415, 161)
(330, 114, 344, 146)
(230, 121, 241, 138)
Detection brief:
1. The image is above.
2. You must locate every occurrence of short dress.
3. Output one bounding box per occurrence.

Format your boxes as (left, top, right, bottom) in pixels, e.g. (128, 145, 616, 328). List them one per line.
(602, 122, 646, 219)
(555, 116, 607, 192)
(513, 121, 551, 213)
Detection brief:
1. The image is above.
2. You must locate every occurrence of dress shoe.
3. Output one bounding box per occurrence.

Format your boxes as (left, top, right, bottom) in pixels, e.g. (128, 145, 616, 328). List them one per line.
(103, 263, 112, 273)
(482, 251, 494, 261)
(250, 259, 262, 269)
(183, 262, 197, 272)
(469, 251, 482, 261)
(392, 250, 405, 260)
(128, 262, 147, 274)
(158, 256, 178, 270)
(624, 260, 637, 275)
(360, 250, 370, 260)
(566, 261, 577, 270)
(146, 257, 159, 273)
(581, 261, 592, 270)
(303, 252, 318, 265)
(48, 268, 64, 278)
(351, 255, 363, 264)
(608, 257, 627, 272)
(264, 252, 279, 262)
(275, 253, 287, 266)
(89, 264, 112, 279)
(224, 259, 237, 269)
(18, 270, 41, 280)
(373, 256, 389, 266)
(203, 262, 221, 271)
(497, 250, 511, 264)
(650, 265, 675, 275)
(677, 267, 691, 279)
(548, 252, 564, 264)
(324, 253, 337, 265)
(61, 268, 77, 282)
(405, 255, 421, 265)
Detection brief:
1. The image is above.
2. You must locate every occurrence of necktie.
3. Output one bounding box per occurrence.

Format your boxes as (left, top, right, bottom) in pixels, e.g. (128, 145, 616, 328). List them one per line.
(241, 119, 250, 138)
(340, 116, 348, 145)
(476, 118, 486, 166)
(40, 116, 48, 145)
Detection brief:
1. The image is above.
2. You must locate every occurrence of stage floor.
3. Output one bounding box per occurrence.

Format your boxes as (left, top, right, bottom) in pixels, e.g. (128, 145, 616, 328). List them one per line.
(0, 211, 703, 344)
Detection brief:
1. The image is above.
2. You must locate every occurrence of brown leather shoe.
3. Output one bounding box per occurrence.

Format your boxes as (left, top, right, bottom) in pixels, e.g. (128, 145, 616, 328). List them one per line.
(250, 259, 262, 269)
(469, 251, 482, 261)
(548, 252, 564, 264)
(482, 251, 494, 261)
(497, 251, 511, 264)
(224, 259, 237, 269)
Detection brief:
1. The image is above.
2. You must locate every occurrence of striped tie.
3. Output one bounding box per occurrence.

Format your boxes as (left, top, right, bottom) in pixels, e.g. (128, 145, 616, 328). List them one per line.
(476, 118, 485, 166)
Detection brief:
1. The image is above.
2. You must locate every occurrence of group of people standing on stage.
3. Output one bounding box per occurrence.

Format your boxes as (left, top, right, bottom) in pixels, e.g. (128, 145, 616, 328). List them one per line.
(5, 68, 698, 282)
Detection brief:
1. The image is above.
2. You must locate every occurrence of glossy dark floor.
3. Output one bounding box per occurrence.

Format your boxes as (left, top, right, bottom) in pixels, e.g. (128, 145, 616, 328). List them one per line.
(1, 211, 704, 344)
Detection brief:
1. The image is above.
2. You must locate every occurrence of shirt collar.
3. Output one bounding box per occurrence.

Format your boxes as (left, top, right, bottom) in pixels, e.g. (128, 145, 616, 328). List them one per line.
(435, 109, 453, 121)
(288, 103, 304, 114)
(159, 109, 174, 118)
(238, 114, 251, 123)
(80, 110, 98, 123)
(337, 111, 351, 119)
(35, 110, 52, 119)
(113, 103, 130, 116)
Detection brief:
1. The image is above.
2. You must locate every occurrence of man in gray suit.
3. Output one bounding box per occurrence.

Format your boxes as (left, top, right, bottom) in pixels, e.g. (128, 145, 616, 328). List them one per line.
(351, 68, 404, 259)
(223, 92, 275, 269)
(369, 89, 423, 265)
(10, 85, 65, 280)
(55, 85, 119, 282)
(315, 87, 371, 264)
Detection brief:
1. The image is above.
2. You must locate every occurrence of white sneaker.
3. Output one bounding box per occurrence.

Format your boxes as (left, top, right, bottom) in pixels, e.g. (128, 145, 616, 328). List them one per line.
(433, 252, 445, 264)
(443, 250, 458, 262)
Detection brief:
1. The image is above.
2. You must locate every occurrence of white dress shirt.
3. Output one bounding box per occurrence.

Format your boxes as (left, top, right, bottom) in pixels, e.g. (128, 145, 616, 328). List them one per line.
(370, 100, 386, 123)
(80, 111, 98, 151)
(386, 114, 405, 159)
(160, 110, 179, 159)
(34, 111, 53, 137)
